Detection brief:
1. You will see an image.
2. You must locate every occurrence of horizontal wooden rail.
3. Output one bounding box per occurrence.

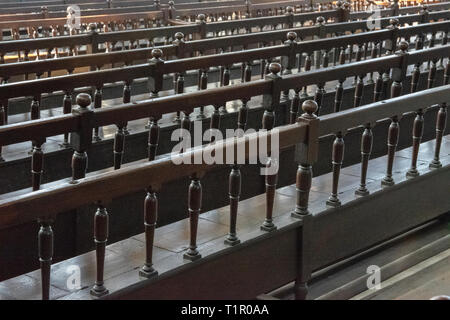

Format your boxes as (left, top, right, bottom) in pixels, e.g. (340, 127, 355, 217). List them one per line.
(0, 83, 446, 227)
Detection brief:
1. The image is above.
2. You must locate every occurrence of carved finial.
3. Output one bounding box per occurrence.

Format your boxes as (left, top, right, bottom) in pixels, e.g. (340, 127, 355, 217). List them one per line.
(286, 6, 293, 14)
(269, 62, 281, 75)
(302, 100, 318, 118)
(168, 0, 175, 8)
(76, 93, 92, 109)
(151, 48, 163, 59)
(198, 14, 206, 23)
(287, 31, 297, 41)
(422, 4, 428, 11)
(389, 18, 399, 27)
(316, 16, 325, 25)
(175, 32, 184, 41)
(41, 6, 48, 12)
(336, 1, 342, 8)
(398, 40, 409, 53)
(343, 2, 350, 9)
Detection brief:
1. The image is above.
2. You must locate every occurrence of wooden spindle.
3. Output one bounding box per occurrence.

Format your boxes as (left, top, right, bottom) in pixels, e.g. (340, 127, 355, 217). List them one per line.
(38, 218, 53, 300)
(406, 109, 424, 178)
(290, 88, 301, 124)
(292, 100, 318, 218)
(123, 81, 131, 134)
(301, 53, 312, 99)
(373, 70, 383, 102)
(31, 95, 40, 120)
(444, 58, 449, 85)
(429, 103, 447, 169)
(61, 91, 72, 148)
(184, 174, 202, 261)
(174, 72, 185, 122)
(334, 79, 344, 113)
(381, 116, 400, 187)
(326, 132, 345, 207)
(225, 166, 241, 245)
(147, 117, 160, 161)
(90, 204, 109, 297)
(197, 69, 208, 119)
(93, 85, 103, 141)
(113, 124, 125, 170)
(410, 62, 421, 93)
(261, 158, 278, 231)
(71, 94, 92, 181)
(31, 139, 45, 191)
(427, 58, 438, 89)
(355, 124, 373, 196)
(140, 187, 159, 278)
(353, 74, 364, 108)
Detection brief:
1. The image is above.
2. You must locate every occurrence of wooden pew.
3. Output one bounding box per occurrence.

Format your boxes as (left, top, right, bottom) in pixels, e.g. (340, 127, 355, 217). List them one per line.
(0, 71, 447, 298)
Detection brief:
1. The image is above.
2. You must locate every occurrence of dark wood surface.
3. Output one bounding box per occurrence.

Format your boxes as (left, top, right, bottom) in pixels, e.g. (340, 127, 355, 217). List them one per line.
(0, 135, 447, 299)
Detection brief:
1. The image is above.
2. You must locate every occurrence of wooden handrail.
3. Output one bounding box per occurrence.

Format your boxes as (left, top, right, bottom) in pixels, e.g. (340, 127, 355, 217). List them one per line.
(0, 84, 447, 229)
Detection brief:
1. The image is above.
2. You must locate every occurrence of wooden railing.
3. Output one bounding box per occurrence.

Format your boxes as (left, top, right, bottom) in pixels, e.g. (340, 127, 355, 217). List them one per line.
(1, 18, 447, 82)
(0, 70, 447, 298)
(0, 19, 447, 133)
(0, 0, 308, 40)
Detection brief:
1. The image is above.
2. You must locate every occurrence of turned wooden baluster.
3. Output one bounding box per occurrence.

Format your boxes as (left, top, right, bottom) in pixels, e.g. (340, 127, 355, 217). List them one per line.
(197, 68, 208, 119)
(406, 108, 424, 178)
(224, 69, 251, 244)
(31, 139, 45, 191)
(113, 123, 126, 170)
(314, 52, 327, 114)
(373, 70, 384, 102)
(381, 116, 400, 187)
(184, 174, 203, 261)
(301, 53, 312, 99)
(355, 124, 373, 196)
(368, 42, 378, 84)
(225, 166, 241, 245)
(174, 71, 185, 122)
(61, 91, 72, 148)
(290, 88, 301, 124)
(326, 132, 345, 207)
(410, 62, 421, 93)
(429, 103, 447, 169)
(71, 94, 92, 181)
(122, 80, 131, 134)
(145, 117, 159, 161)
(443, 58, 450, 85)
(353, 74, 364, 108)
(427, 58, 438, 89)
(38, 217, 53, 300)
(261, 63, 280, 231)
(31, 95, 41, 120)
(334, 49, 346, 113)
(90, 203, 109, 297)
(140, 186, 159, 278)
(438, 32, 448, 69)
(261, 157, 278, 231)
(352, 44, 363, 85)
(292, 100, 318, 218)
(138, 113, 161, 277)
(93, 85, 103, 141)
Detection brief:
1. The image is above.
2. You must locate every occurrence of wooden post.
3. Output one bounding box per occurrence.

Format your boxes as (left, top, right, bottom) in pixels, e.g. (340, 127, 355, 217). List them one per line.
(292, 100, 319, 218)
(90, 204, 109, 297)
(70, 93, 93, 181)
(184, 174, 203, 261)
(355, 124, 373, 196)
(140, 187, 159, 278)
(429, 103, 447, 169)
